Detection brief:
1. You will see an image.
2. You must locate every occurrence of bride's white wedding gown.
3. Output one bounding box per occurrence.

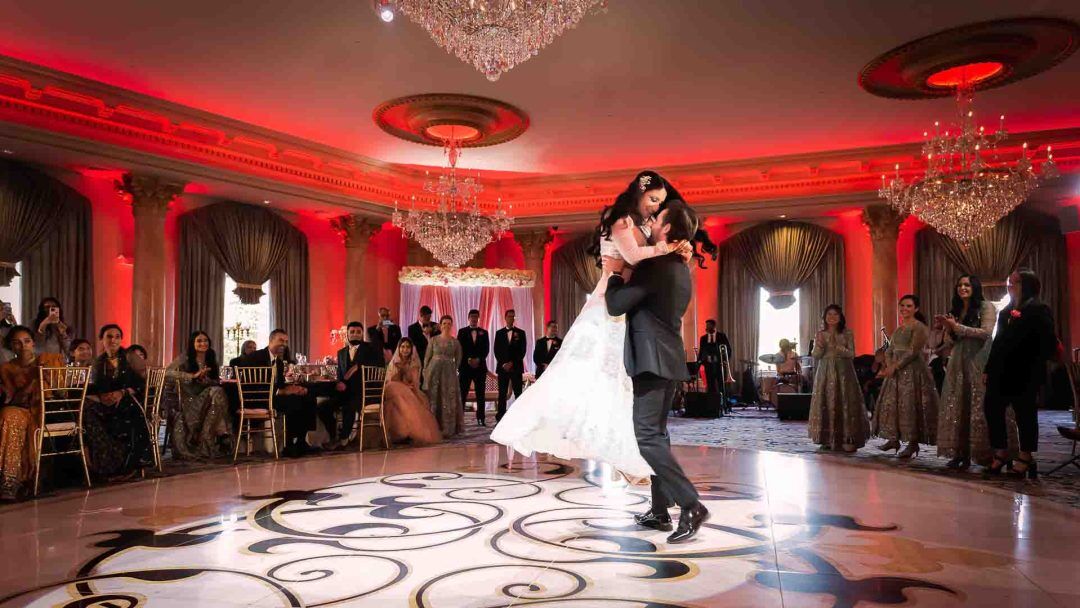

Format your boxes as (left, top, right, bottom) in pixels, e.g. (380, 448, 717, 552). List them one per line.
(491, 219, 669, 478)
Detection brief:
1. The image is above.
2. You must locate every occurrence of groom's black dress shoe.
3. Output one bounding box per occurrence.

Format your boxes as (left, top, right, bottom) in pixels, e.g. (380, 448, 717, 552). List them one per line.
(634, 511, 673, 532)
(667, 502, 710, 544)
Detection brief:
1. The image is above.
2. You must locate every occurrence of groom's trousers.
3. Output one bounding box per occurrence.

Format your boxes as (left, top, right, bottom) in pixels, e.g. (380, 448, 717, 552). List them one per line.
(632, 373, 699, 509)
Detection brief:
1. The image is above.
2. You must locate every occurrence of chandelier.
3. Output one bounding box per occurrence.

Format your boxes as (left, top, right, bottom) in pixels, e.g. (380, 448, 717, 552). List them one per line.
(391, 0, 607, 81)
(392, 132, 513, 267)
(878, 86, 1058, 245)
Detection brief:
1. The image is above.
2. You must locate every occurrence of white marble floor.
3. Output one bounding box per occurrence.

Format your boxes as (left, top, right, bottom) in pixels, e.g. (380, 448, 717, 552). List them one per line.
(0, 444, 1075, 607)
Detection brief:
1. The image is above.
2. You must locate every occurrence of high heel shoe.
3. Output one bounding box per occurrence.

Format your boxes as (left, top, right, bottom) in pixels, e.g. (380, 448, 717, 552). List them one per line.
(1010, 457, 1039, 480)
(878, 439, 900, 453)
(897, 443, 919, 459)
(945, 456, 970, 470)
(984, 456, 1012, 476)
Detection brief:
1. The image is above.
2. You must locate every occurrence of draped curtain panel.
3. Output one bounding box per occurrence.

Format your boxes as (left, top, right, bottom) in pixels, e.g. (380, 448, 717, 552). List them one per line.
(716, 243, 761, 392)
(186, 203, 293, 304)
(174, 217, 225, 354)
(0, 160, 67, 286)
(550, 233, 601, 332)
(935, 210, 1044, 300)
(797, 237, 846, 355)
(20, 189, 95, 342)
(729, 221, 833, 309)
(271, 228, 310, 355)
(450, 285, 484, 330)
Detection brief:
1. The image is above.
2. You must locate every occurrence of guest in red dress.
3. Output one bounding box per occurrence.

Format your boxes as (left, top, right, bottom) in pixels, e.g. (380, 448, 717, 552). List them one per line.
(384, 338, 442, 446)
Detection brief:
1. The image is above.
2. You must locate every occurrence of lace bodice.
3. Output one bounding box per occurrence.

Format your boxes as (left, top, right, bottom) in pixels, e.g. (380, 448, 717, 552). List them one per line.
(599, 222, 652, 262)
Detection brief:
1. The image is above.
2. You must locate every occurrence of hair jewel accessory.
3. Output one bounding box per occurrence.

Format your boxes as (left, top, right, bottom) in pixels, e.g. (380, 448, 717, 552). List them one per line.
(638, 175, 652, 191)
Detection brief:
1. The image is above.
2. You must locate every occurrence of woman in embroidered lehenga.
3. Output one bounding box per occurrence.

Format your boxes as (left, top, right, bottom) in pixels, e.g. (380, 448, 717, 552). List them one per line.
(166, 331, 234, 461)
(807, 305, 870, 453)
(492, 171, 709, 480)
(423, 316, 464, 438)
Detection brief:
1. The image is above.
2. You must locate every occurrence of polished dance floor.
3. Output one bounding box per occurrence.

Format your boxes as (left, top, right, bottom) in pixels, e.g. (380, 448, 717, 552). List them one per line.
(0, 445, 1076, 607)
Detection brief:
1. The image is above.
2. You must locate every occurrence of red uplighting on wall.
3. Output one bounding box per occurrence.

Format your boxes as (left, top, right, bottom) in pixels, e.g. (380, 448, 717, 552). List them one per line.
(926, 62, 1006, 88)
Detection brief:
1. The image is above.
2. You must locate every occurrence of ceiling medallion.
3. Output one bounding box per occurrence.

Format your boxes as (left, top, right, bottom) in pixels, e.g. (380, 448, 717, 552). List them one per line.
(373, 93, 529, 148)
(389, 0, 607, 81)
(858, 17, 1080, 99)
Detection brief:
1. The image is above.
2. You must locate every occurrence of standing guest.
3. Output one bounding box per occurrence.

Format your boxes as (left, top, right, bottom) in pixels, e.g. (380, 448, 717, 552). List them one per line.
(126, 344, 149, 382)
(0, 326, 64, 500)
(236, 329, 315, 458)
(697, 319, 731, 394)
(384, 338, 442, 446)
(934, 275, 1002, 469)
(457, 309, 490, 426)
(0, 301, 15, 365)
(166, 331, 233, 460)
(533, 321, 562, 379)
(32, 297, 72, 357)
(494, 309, 527, 422)
(808, 305, 870, 453)
(872, 295, 939, 459)
(407, 306, 435, 364)
(83, 324, 155, 479)
(425, 315, 464, 437)
(368, 307, 402, 363)
(983, 270, 1058, 479)
(69, 339, 95, 367)
(327, 322, 383, 450)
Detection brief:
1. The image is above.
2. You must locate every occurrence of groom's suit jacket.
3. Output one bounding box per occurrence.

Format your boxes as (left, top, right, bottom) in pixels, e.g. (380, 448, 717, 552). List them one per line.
(604, 253, 691, 381)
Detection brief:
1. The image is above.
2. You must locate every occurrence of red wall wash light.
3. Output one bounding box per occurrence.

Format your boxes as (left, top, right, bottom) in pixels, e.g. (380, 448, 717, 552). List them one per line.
(925, 62, 1005, 88)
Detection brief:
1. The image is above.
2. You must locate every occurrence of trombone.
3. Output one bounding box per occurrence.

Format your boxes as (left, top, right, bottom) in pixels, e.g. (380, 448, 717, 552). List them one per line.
(719, 344, 736, 386)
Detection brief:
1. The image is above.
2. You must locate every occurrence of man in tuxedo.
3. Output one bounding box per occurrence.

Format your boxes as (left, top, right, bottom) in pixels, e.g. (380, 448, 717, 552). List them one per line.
(323, 322, 384, 450)
(697, 319, 731, 394)
(494, 309, 527, 422)
(457, 309, 490, 426)
(236, 328, 315, 458)
(604, 199, 709, 544)
(533, 321, 562, 379)
(368, 307, 402, 363)
(407, 305, 435, 364)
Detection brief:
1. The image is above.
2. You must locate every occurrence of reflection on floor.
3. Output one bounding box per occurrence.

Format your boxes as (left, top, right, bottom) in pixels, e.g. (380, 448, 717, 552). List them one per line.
(0, 445, 1076, 607)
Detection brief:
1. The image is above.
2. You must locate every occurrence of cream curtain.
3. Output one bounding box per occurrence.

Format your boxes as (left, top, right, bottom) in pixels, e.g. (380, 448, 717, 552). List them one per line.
(551, 233, 601, 331)
(729, 221, 834, 309)
(717, 242, 761, 386)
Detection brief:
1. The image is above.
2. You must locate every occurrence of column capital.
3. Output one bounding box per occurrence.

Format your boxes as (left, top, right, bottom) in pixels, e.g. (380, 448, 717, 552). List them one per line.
(861, 204, 906, 242)
(118, 174, 185, 215)
(331, 214, 380, 249)
(513, 229, 554, 261)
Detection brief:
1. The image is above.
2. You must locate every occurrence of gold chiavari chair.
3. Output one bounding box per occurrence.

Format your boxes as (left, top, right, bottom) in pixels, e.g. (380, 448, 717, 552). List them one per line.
(35, 366, 92, 495)
(138, 367, 168, 472)
(357, 365, 389, 452)
(234, 366, 281, 461)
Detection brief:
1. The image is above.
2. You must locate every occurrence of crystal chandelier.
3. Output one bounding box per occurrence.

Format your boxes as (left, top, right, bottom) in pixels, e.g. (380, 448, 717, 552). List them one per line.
(392, 133, 513, 268)
(878, 86, 1058, 245)
(391, 0, 607, 81)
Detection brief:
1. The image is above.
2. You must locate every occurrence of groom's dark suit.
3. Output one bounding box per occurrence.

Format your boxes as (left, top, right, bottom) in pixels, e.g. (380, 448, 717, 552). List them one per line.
(605, 253, 699, 510)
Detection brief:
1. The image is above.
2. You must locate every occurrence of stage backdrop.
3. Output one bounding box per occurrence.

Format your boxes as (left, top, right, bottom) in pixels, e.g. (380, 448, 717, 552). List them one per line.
(399, 267, 536, 373)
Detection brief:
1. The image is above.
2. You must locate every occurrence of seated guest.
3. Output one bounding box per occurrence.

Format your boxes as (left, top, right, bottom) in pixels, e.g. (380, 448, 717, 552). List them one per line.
(32, 297, 72, 357)
(166, 331, 233, 460)
(383, 338, 442, 446)
(69, 339, 95, 367)
(236, 329, 314, 458)
(533, 321, 562, 379)
(0, 300, 15, 365)
(83, 324, 155, 480)
(326, 322, 383, 450)
(0, 326, 64, 501)
(126, 344, 149, 381)
(407, 306, 435, 364)
(230, 340, 258, 367)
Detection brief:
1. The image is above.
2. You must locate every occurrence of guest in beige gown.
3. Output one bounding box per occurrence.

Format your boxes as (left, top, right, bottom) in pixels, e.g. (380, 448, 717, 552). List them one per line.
(808, 305, 870, 453)
(872, 295, 939, 459)
(423, 316, 464, 438)
(165, 331, 233, 460)
(384, 339, 442, 446)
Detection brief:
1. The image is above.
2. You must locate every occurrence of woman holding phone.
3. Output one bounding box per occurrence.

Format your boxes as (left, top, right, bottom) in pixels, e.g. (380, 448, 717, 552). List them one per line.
(32, 297, 71, 358)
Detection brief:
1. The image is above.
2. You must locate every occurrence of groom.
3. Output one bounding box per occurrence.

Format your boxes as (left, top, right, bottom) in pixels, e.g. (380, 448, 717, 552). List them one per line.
(603, 199, 709, 543)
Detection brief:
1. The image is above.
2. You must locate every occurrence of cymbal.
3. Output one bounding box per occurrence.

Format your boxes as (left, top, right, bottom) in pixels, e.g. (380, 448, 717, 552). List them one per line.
(758, 353, 784, 364)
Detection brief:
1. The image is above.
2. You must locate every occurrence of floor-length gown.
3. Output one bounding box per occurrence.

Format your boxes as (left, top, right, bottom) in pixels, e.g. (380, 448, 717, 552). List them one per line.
(872, 321, 939, 444)
(491, 217, 669, 479)
(83, 352, 156, 478)
(384, 363, 442, 446)
(0, 353, 63, 499)
(423, 336, 463, 438)
(165, 356, 233, 460)
(807, 328, 870, 449)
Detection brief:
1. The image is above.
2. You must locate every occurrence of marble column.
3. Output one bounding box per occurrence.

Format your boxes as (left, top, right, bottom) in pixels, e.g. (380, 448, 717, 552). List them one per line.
(862, 204, 906, 348)
(331, 215, 379, 325)
(124, 174, 185, 366)
(513, 229, 553, 341)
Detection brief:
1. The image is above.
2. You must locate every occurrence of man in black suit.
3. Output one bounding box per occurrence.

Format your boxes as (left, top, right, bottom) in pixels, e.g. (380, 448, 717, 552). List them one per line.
(604, 199, 709, 544)
(368, 307, 402, 363)
(494, 309, 527, 422)
(323, 322, 384, 450)
(407, 305, 435, 364)
(533, 321, 562, 379)
(236, 328, 315, 458)
(697, 319, 731, 394)
(457, 309, 490, 426)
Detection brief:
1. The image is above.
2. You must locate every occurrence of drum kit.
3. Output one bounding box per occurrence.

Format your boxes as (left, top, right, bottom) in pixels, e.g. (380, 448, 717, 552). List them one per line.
(738, 352, 812, 408)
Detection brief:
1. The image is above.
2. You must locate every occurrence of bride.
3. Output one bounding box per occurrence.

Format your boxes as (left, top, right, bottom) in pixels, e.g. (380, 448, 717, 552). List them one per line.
(492, 170, 707, 478)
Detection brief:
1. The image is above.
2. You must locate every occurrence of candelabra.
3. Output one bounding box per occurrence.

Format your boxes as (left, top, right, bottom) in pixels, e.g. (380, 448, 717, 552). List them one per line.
(225, 322, 251, 357)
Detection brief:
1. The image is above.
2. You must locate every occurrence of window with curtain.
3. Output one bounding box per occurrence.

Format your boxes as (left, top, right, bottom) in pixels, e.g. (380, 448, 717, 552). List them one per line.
(758, 287, 800, 361)
(0, 262, 21, 325)
(222, 276, 270, 361)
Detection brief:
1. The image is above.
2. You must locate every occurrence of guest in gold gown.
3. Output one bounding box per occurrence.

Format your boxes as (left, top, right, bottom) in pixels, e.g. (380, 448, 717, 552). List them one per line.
(0, 326, 64, 501)
(384, 338, 442, 446)
(808, 305, 870, 453)
(166, 331, 233, 460)
(423, 316, 464, 438)
(934, 275, 1013, 469)
(872, 295, 939, 459)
